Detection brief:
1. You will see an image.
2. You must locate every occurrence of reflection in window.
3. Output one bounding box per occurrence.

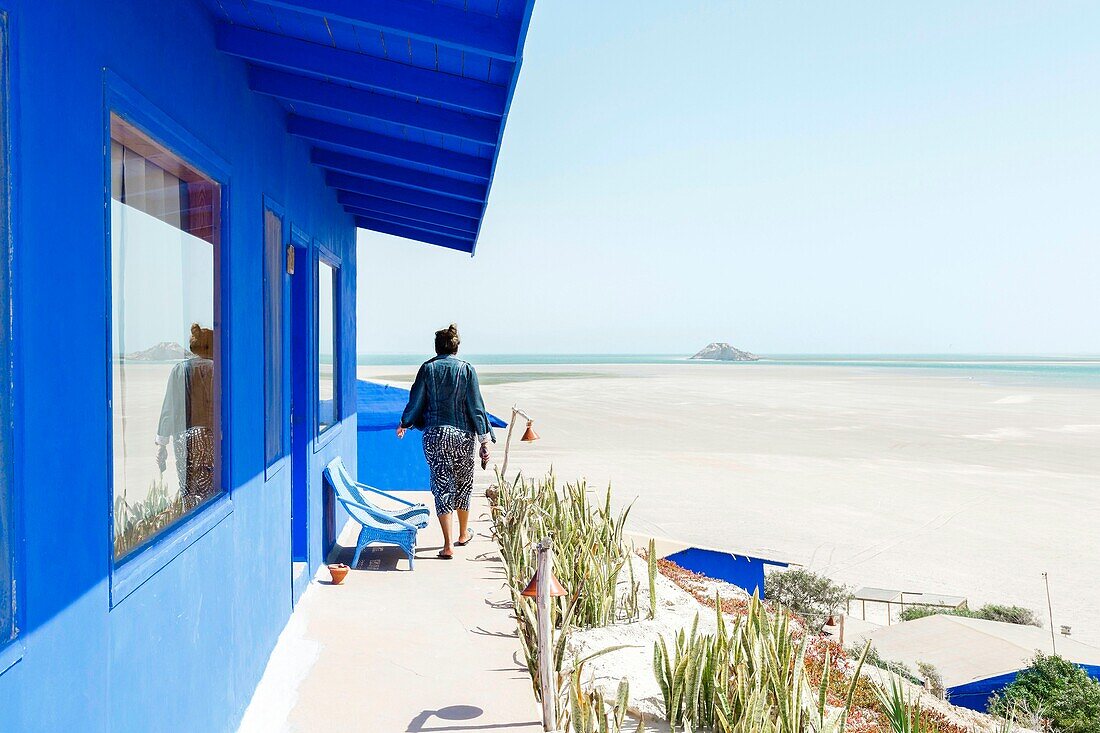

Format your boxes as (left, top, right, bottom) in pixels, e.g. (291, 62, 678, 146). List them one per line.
(110, 114, 221, 560)
(317, 259, 338, 434)
(263, 207, 286, 467)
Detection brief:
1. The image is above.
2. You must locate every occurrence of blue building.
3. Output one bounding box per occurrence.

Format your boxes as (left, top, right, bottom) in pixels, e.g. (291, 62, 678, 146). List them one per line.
(0, 1, 535, 730)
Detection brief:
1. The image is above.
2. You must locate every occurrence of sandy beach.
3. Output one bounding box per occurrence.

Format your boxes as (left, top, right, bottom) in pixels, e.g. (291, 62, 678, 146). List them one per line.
(362, 361, 1100, 649)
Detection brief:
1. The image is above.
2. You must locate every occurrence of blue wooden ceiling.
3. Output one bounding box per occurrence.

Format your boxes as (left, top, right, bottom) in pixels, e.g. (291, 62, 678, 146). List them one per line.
(203, 0, 536, 254)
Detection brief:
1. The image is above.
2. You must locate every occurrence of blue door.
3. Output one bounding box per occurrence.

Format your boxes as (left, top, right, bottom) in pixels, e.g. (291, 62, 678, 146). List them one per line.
(289, 237, 310, 602)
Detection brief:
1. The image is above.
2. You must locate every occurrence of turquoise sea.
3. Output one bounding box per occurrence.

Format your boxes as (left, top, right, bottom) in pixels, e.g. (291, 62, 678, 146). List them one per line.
(359, 353, 1100, 388)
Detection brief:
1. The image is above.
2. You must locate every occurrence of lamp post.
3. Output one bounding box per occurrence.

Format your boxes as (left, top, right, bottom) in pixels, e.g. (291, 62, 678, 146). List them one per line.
(521, 538, 566, 732)
(499, 404, 539, 482)
(1043, 572, 1057, 654)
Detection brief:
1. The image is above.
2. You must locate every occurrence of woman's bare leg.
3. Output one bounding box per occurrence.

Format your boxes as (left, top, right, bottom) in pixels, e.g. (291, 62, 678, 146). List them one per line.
(438, 512, 453, 556)
(457, 509, 471, 544)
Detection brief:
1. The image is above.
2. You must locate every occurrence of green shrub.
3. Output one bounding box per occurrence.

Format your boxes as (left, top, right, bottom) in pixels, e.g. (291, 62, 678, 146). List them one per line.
(977, 604, 1042, 626)
(916, 662, 945, 700)
(990, 653, 1100, 733)
(897, 606, 941, 623)
(764, 568, 851, 631)
(898, 603, 1041, 627)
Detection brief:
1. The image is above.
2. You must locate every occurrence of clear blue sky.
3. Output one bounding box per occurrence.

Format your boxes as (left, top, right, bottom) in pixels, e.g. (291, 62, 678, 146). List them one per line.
(357, 1, 1100, 356)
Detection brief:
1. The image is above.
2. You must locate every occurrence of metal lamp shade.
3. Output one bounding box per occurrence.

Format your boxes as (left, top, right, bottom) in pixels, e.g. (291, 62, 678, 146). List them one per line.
(520, 420, 539, 442)
(520, 568, 567, 598)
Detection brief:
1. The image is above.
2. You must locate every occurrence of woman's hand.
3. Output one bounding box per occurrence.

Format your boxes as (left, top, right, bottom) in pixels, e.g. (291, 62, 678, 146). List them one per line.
(396, 426, 407, 439)
(479, 442, 491, 469)
(156, 444, 168, 473)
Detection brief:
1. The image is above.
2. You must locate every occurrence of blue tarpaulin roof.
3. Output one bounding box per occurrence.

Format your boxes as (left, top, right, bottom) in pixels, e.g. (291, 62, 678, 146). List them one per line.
(356, 379, 507, 431)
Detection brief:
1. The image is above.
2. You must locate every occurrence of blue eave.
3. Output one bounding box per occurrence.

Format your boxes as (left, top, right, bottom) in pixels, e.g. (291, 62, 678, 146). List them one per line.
(206, 0, 537, 255)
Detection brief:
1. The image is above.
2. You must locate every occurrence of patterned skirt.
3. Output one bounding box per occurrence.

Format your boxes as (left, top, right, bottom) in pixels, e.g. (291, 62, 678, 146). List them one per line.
(422, 425, 475, 515)
(173, 426, 215, 505)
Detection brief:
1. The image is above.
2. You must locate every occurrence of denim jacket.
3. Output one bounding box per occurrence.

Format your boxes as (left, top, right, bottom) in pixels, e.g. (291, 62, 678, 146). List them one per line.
(400, 355, 497, 442)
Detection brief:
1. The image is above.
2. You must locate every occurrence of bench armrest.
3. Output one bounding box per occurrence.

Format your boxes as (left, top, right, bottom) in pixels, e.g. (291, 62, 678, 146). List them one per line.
(356, 481, 424, 508)
(337, 497, 419, 532)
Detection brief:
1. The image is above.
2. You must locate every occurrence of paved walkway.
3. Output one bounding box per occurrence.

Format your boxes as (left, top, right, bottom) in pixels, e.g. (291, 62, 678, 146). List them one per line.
(239, 491, 542, 733)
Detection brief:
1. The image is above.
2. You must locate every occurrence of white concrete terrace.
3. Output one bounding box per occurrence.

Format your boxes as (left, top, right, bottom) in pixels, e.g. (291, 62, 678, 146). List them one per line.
(239, 489, 542, 733)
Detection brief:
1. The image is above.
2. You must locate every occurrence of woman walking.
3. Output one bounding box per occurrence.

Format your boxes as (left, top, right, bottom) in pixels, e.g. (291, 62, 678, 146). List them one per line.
(398, 324, 496, 559)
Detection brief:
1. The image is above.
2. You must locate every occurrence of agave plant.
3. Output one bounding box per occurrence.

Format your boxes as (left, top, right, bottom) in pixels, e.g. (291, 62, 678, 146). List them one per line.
(512, 582, 580, 701)
(655, 594, 870, 733)
(994, 713, 1017, 733)
(491, 470, 640, 630)
(491, 470, 642, 706)
(560, 649, 644, 733)
(873, 674, 930, 733)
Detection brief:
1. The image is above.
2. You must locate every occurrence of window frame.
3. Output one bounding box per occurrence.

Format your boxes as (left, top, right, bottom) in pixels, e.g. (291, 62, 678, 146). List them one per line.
(262, 196, 290, 479)
(0, 7, 24, 676)
(103, 72, 233, 605)
(314, 243, 341, 443)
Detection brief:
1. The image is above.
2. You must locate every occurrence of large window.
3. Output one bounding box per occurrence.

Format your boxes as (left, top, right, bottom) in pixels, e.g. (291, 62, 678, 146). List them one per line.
(0, 11, 14, 650)
(316, 258, 338, 434)
(109, 114, 222, 560)
(263, 204, 287, 468)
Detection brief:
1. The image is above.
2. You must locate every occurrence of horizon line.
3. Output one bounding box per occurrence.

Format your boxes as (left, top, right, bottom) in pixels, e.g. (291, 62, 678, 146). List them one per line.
(356, 351, 1100, 358)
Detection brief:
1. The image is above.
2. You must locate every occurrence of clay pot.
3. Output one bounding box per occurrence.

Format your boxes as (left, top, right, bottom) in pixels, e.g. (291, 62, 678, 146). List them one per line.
(328, 563, 349, 585)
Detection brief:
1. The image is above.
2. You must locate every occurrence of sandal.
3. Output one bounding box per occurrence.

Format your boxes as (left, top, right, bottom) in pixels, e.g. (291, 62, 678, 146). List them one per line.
(455, 531, 474, 547)
(436, 550, 453, 560)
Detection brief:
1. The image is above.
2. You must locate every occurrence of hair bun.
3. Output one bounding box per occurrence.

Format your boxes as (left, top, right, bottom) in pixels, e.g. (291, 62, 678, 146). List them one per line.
(191, 323, 202, 335)
(434, 323, 461, 355)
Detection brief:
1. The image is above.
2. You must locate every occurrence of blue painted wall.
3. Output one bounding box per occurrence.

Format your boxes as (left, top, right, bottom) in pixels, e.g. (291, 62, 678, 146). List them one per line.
(0, 1, 357, 730)
(358, 429, 431, 492)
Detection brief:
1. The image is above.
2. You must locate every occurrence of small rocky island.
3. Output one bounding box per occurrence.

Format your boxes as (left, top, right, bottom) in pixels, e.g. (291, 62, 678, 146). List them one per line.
(690, 342, 759, 361)
(125, 342, 193, 361)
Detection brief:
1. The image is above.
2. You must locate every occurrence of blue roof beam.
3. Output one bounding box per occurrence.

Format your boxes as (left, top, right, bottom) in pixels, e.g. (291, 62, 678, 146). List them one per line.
(337, 191, 479, 233)
(311, 149, 487, 202)
(356, 216, 474, 253)
(287, 116, 492, 181)
(218, 25, 507, 116)
(325, 172, 484, 218)
(249, 0, 524, 62)
(344, 207, 478, 239)
(249, 67, 500, 145)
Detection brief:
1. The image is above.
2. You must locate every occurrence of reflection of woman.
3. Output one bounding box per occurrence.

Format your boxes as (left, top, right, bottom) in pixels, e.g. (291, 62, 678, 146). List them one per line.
(155, 323, 215, 503)
(398, 324, 495, 559)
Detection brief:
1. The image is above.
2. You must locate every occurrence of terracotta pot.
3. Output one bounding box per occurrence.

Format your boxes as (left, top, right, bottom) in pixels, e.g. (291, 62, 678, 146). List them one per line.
(328, 563, 349, 585)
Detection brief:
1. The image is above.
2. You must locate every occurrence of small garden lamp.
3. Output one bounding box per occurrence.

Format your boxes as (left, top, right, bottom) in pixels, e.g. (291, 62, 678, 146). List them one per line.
(500, 405, 539, 480)
(520, 567, 567, 599)
(521, 419, 539, 442)
(522, 538, 565, 731)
